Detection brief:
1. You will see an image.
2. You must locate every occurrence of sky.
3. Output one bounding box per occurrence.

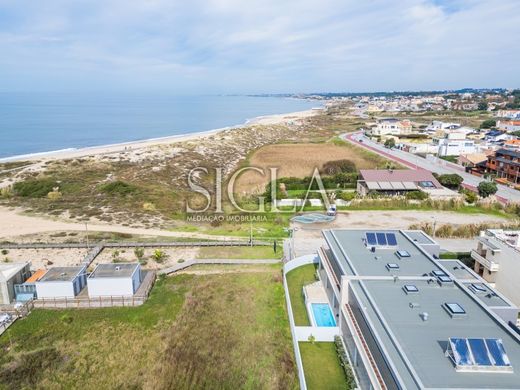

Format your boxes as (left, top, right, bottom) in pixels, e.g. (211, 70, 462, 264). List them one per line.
(0, 0, 519, 94)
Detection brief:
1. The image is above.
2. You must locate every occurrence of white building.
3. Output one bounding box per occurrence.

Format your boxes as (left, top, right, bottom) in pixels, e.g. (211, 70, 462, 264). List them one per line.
(426, 120, 461, 133)
(35, 266, 87, 299)
(495, 109, 520, 119)
(471, 229, 520, 307)
(497, 120, 520, 133)
(87, 263, 141, 297)
(433, 131, 477, 156)
(370, 118, 412, 136)
(0, 262, 31, 304)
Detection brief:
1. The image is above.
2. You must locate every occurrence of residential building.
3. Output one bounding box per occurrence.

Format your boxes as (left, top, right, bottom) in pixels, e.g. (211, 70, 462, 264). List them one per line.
(370, 118, 412, 136)
(34, 266, 87, 299)
(497, 120, 520, 133)
(433, 132, 477, 156)
(503, 139, 520, 151)
(496, 109, 520, 119)
(471, 229, 520, 307)
(356, 169, 456, 198)
(317, 229, 520, 390)
(87, 263, 142, 297)
(485, 129, 510, 144)
(486, 148, 520, 184)
(457, 153, 488, 168)
(426, 121, 460, 133)
(0, 262, 31, 304)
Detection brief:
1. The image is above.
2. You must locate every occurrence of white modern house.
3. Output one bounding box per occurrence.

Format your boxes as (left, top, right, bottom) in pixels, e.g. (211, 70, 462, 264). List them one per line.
(433, 131, 477, 156)
(426, 120, 461, 133)
(87, 263, 141, 297)
(370, 118, 412, 136)
(34, 266, 87, 299)
(471, 229, 520, 307)
(0, 262, 31, 304)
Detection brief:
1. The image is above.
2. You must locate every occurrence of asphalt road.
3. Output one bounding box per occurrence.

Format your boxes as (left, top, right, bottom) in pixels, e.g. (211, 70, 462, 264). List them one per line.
(343, 132, 520, 203)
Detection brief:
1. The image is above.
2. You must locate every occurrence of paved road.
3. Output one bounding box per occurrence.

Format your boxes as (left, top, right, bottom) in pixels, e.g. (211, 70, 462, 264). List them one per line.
(343, 132, 520, 203)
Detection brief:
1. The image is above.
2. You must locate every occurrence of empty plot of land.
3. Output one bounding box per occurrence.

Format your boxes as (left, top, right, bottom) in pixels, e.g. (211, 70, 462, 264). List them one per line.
(234, 143, 390, 194)
(0, 265, 297, 389)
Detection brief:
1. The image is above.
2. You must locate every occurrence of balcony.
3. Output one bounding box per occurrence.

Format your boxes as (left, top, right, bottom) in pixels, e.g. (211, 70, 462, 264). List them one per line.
(471, 250, 500, 272)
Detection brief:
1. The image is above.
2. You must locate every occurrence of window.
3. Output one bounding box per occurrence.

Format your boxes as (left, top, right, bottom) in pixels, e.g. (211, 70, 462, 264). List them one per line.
(445, 302, 466, 316)
(418, 181, 435, 188)
(386, 263, 400, 270)
(396, 250, 410, 258)
(403, 284, 418, 293)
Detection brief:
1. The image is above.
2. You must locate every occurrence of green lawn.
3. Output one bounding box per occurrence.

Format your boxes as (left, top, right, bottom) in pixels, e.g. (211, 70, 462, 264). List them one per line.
(286, 264, 317, 326)
(0, 266, 297, 389)
(299, 342, 350, 390)
(197, 245, 282, 259)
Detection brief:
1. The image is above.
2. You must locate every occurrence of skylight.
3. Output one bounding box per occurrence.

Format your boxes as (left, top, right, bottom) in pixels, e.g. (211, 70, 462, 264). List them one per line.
(470, 283, 487, 293)
(438, 275, 453, 284)
(386, 263, 400, 271)
(396, 250, 410, 258)
(403, 284, 418, 293)
(444, 302, 466, 316)
(432, 270, 447, 277)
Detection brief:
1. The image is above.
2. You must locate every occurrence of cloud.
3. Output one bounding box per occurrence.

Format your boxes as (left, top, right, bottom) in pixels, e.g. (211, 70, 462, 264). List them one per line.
(0, 0, 518, 93)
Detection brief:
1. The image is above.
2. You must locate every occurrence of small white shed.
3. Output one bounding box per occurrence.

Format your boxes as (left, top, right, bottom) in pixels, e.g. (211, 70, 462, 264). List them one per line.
(87, 263, 141, 298)
(35, 266, 87, 299)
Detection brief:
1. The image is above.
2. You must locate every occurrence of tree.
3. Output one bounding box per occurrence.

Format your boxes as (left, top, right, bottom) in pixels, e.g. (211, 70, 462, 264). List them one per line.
(437, 174, 463, 189)
(478, 181, 498, 198)
(478, 101, 488, 111)
(480, 119, 496, 129)
(321, 159, 357, 175)
(384, 138, 396, 149)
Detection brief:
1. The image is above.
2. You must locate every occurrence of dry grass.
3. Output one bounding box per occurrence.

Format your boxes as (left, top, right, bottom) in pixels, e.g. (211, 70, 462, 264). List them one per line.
(235, 143, 388, 194)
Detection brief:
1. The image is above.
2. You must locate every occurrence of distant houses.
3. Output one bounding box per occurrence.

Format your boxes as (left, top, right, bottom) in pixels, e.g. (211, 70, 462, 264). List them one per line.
(370, 118, 412, 136)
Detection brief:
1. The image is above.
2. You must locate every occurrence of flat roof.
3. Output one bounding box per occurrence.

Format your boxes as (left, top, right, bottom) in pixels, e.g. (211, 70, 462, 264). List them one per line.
(89, 263, 138, 278)
(349, 278, 520, 389)
(323, 229, 443, 277)
(38, 266, 85, 282)
(0, 262, 28, 281)
(438, 260, 480, 281)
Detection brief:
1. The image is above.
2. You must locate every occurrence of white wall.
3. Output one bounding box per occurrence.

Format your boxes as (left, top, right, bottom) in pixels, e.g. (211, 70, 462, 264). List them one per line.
(36, 282, 75, 299)
(88, 278, 135, 297)
(294, 326, 339, 342)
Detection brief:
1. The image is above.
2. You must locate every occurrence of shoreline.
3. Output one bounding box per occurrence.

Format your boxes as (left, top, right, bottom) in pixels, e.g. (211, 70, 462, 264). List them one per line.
(0, 108, 321, 163)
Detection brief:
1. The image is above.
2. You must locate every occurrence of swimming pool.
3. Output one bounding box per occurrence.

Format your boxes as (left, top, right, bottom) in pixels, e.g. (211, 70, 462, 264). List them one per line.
(311, 303, 336, 327)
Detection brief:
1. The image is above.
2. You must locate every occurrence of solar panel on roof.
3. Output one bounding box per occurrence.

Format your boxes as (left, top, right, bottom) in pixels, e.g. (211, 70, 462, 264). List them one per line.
(366, 232, 377, 246)
(468, 339, 493, 366)
(451, 338, 473, 366)
(376, 232, 387, 246)
(486, 339, 511, 367)
(386, 233, 398, 246)
(448, 338, 513, 372)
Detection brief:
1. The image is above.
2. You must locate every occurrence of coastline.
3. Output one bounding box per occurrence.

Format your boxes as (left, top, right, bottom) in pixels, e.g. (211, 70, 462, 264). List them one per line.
(0, 108, 321, 163)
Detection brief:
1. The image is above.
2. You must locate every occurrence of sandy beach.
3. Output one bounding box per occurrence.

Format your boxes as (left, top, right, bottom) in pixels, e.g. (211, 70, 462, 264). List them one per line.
(1, 108, 318, 163)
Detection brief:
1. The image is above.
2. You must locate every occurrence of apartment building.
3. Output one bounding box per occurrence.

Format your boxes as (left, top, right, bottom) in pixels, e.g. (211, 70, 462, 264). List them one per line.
(317, 229, 520, 390)
(471, 229, 520, 307)
(486, 148, 520, 184)
(433, 131, 477, 157)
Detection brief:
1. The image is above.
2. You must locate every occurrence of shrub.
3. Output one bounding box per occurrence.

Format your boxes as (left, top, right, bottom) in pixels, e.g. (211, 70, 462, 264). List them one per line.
(478, 181, 498, 198)
(47, 187, 63, 201)
(321, 159, 357, 175)
(480, 119, 496, 129)
(99, 180, 139, 196)
(336, 191, 357, 201)
(334, 336, 356, 389)
(1, 249, 8, 255)
(13, 178, 57, 198)
(437, 174, 463, 189)
(384, 138, 396, 149)
(405, 190, 429, 200)
(134, 247, 145, 260)
(152, 249, 167, 263)
(461, 189, 478, 204)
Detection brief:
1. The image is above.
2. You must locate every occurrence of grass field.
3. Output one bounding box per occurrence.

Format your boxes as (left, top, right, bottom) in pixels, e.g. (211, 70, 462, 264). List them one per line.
(196, 245, 282, 259)
(299, 342, 349, 390)
(286, 263, 317, 326)
(0, 265, 297, 389)
(234, 142, 396, 195)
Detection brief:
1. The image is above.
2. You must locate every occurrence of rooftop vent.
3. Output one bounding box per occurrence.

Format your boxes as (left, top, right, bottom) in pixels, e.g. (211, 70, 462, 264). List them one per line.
(409, 302, 420, 308)
(115, 266, 121, 271)
(420, 312, 429, 321)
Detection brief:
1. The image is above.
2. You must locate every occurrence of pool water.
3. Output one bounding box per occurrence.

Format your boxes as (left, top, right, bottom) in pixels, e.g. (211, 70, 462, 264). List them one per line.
(311, 303, 336, 327)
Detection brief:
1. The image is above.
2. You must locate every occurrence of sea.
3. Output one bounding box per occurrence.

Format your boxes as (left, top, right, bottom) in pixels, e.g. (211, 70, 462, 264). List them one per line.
(0, 93, 318, 159)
